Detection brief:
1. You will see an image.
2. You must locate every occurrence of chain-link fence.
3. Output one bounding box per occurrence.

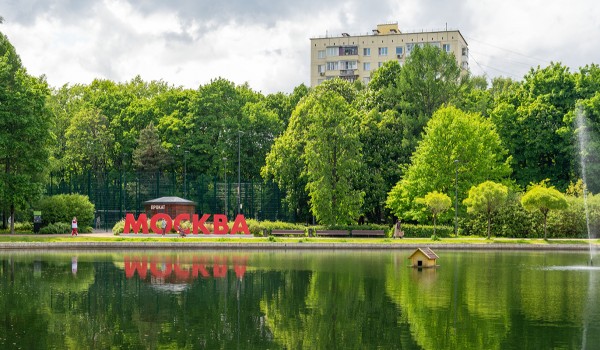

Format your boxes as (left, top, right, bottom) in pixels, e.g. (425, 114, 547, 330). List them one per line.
(46, 171, 292, 230)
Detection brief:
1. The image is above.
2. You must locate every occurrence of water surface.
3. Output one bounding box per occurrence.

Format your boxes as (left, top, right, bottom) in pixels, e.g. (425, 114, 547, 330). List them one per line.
(0, 250, 598, 349)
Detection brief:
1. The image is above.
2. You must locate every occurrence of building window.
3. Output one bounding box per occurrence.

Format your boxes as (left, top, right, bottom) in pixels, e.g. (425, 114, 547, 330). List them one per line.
(443, 44, 451, 52)
(341, 46, 358, 55)
(395, 46, 403, 58)
(326, 47, 338, 57)
(378, 47, 388, 56)
(406, 43, 414, 56)
(363, 77, 371, 84)
(378, 62, 383, 68)
(318, 50, 326, 59)
(318, 65, 325, 74)
(462, 47, 468, 57)
(363, 62, 371, 71)
(363, 48, 371, 56)
(326, 61, 339, 71)
(340, 61, 357, 70)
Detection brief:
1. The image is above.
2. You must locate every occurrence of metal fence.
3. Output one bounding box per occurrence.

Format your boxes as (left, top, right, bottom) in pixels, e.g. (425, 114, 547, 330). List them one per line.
(46, 171, 293, 230)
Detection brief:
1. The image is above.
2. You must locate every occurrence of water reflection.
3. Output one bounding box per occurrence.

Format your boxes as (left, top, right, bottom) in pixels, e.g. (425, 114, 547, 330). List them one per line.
(0, 250, 597, 349)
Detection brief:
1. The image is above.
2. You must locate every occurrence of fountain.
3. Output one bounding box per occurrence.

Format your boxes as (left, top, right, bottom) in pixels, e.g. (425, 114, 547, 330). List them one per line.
(575, 104, 595, 265)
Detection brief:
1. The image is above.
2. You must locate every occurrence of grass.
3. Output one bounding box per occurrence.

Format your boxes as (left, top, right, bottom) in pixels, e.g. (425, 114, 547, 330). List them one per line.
(0, 233, 597, 245)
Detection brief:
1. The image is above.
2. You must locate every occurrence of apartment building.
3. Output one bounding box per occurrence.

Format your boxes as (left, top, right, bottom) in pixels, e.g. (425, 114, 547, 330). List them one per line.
(310, 23, 468, 86)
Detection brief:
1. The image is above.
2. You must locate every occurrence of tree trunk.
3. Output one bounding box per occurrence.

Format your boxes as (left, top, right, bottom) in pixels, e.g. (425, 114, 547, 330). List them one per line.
(433, 214, 437, 237)
(10, 203, 15, 235)
(543, 213, 548, 240)
(487, 214, 491, 239)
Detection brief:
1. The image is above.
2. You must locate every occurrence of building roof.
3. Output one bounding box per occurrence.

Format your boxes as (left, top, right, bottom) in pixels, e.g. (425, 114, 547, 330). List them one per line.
(143, 196, 196, 205)
(408, 247, 439, 260)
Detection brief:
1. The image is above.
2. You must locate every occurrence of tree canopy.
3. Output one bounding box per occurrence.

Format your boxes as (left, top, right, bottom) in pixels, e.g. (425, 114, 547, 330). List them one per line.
(463, 181, 509, 238)
(386, 106, 511, 222)
(521, 184, 568, 239)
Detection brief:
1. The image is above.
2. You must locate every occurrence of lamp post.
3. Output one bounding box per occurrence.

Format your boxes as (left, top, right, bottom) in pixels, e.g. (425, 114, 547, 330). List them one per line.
(223, 157, 228, 218)
(237, 131, 243, 216)
(454, 159, 459, 236)
(184, 150, 189, 198)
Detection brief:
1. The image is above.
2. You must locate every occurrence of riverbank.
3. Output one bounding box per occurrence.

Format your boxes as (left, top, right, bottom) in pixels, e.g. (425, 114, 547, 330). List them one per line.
(0, 231, 597, 250)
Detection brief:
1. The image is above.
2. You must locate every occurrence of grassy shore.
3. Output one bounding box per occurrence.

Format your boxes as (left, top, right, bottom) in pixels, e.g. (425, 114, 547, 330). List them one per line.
(0, 234, 598, 245)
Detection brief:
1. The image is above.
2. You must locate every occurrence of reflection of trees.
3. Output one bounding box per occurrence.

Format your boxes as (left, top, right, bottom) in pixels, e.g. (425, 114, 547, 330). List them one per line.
(0, 251, 595, 348)
(259, 252, 418, 349)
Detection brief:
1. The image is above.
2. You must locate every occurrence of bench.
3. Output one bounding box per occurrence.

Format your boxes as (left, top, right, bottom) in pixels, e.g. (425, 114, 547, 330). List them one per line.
(352, 229, 386, 237)
(315, 230, 349, 237)
(271, 229, 306, 237)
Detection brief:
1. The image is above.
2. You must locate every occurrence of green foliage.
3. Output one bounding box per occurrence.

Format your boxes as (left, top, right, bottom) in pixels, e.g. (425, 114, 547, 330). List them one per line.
(0, 32, 54, 233)
(521, 183, 568, 239)
(463, 181, 509, 238)
(36, 194, 95, 226)
(132, 122, 172, 172)
(38, 222, 71, 234)
(416, 191, 452, 237)
(400, 223, 454, 238)
(387, 106, 511, 222)
(245, 219, 308, 236)
(463, 190, 540, 238)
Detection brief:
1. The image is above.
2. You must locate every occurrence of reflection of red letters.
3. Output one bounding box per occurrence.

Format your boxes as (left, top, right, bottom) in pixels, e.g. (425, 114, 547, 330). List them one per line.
(233, 256, 248, 278)
(124, 213, 148, 234)
(192, 256, 210, 277)
(150, 259, 173, 278)
(213, 256, 228, 277)
(193, 214, 211, 234)
(231, 214, 250, 234)
(213, 214, 228, 234)
(122, 255, 247, 280)
(173, 264, 190, 279)
(124, 256, 148, 278)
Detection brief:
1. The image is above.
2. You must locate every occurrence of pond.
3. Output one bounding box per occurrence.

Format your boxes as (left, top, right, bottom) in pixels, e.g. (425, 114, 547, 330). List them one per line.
(0, 249, 598, 349)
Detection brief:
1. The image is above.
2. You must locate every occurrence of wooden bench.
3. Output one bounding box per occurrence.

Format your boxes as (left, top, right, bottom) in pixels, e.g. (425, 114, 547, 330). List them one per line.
(315, 230, 349, 237)
(271, 229, 306, 237)
(352, 229, 386, 237)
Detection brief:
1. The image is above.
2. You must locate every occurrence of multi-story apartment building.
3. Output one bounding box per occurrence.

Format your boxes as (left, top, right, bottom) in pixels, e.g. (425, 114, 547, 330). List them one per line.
(310, 23, 468, 87)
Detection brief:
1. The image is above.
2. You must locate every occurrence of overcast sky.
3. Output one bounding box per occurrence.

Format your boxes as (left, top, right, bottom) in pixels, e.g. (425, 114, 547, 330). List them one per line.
(1, 0, 599, 94)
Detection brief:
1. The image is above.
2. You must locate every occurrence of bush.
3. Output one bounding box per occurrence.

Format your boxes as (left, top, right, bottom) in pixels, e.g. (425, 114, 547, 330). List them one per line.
(246, 219, 308, 236)
(400, 223, 453, 238)
(36, 194, 95, 227)
(39, 222, 71, 234)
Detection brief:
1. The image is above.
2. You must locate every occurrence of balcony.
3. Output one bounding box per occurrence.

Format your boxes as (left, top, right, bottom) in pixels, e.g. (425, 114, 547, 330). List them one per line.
(340, 69, 357, 77)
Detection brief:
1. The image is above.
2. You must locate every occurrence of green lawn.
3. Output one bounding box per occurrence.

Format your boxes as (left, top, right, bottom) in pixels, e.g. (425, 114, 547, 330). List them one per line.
(0, 234, 597, 245)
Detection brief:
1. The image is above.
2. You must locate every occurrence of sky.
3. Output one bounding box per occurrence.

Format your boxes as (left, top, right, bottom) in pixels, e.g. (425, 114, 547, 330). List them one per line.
(1, 0, 599, 94)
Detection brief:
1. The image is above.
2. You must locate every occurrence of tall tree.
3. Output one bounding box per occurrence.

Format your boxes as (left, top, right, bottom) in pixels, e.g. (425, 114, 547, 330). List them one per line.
(263, 79, 363, 224)
(132, 122, 171, 172)
(0, 32, 53, 233)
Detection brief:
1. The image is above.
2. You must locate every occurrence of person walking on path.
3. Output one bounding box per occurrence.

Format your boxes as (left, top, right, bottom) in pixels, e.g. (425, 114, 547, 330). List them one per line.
(160, 218, 167, 236)
(71, 217, 78, 236)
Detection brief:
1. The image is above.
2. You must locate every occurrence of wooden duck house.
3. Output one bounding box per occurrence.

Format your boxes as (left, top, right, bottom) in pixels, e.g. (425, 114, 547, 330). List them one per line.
(408, 248, 439, 268)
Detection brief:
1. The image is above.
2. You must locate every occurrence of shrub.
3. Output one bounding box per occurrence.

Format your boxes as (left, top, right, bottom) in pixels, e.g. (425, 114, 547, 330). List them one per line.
(36, 194, 95, 227)
(400, 223, 453, 238)
(39, 222, 71, 234)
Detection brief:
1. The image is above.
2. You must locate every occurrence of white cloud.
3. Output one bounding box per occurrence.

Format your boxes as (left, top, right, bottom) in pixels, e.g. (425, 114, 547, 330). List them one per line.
(1, 0, 599, 92)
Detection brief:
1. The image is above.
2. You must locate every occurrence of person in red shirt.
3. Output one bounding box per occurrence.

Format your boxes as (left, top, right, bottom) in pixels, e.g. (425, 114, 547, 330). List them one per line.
(71, 217, 78, 236)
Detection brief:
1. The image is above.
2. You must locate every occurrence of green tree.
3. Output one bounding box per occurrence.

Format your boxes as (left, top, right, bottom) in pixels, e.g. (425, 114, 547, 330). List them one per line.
(0, 32, 53, 233)
(65, 107, 113, 173)
(416, 191, 452, 237)
(263, 79, 363, 224)
(521, 183, 568, 239)
(397, 44, 461, 117)
(304, 90, 364, 225)
(490, 63, 576, 189)
(132, 122, 171, 172)
(386, 106, 511, 222)
(463, 181, 509, 239)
